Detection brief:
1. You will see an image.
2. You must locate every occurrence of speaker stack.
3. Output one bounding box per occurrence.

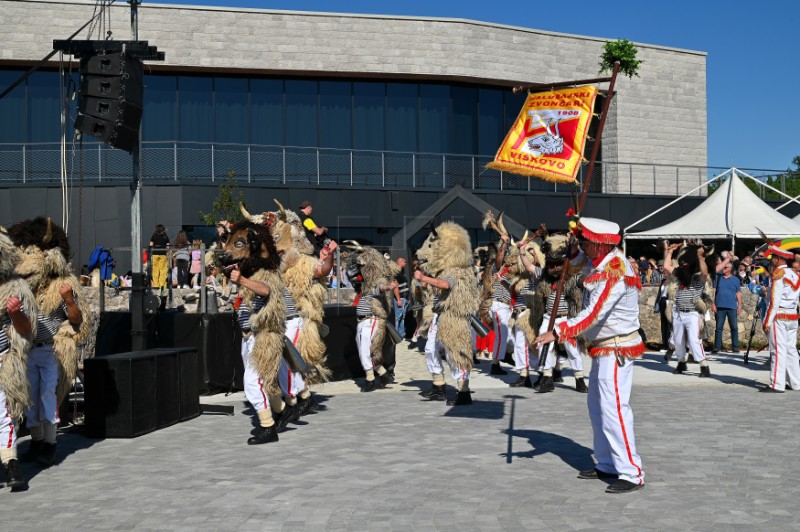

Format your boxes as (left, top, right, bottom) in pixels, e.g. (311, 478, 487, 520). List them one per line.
(84, 347, 199, 439)
(75, 52, 144, 152)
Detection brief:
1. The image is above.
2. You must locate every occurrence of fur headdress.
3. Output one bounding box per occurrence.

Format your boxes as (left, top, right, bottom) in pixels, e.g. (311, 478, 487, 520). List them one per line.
(219, 222, 281, 278)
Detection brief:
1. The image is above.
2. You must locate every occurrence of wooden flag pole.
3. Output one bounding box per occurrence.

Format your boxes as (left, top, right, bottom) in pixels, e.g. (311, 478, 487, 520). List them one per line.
(536, 61, 621, 376)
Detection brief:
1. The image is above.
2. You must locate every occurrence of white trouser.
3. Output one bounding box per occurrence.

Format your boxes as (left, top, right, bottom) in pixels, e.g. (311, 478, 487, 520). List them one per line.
(241, 334, 270, 413)
(512, 323, 530, 371)
(672, 310, 706, 363)
(768, 318, 800, 391)
(0, 360, 16, 451)
(540, 315, 583, 372)
(279, 317, 306, 398)
(356, 317, 378, 371)
(424, 314, 469, 383)
(490, 301, 511, 361)
(26, 344, 60, 427)
(588, 353, 645, 485)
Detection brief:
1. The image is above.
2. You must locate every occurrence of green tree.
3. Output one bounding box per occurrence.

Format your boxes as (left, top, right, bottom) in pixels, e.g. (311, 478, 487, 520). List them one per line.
(198, 169, 246, 225)
(598, 39, 643, 79)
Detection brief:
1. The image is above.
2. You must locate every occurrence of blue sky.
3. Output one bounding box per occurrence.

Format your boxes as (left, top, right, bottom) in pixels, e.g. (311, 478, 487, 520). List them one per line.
(157, 0, 798, 171)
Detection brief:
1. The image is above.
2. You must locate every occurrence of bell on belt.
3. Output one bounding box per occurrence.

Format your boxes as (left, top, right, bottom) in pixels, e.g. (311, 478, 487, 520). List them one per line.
(469, 314, 490, 338)
(385, 322, 403, 344)
(283, 336, 311, 374)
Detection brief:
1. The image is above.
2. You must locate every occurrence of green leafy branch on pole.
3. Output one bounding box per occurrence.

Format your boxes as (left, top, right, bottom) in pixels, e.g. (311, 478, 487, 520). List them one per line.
(198, 169, 246, 226)
(599, 39, 643, 79)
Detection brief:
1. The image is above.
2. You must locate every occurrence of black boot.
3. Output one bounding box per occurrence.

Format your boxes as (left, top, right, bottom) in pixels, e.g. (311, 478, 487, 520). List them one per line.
(297, 395, 317, 417)
(4, 460, 28, 492)
(553, 368, 564, 383)
(446, 390, 473, 406)
(37, 442, 57, 468)
(21, 439, 43, 462)
(274, 404, 299, 433)
(673, 361, 688, 374)
(361, 379, 382, 393)
(575, 378, 588, 393)
(536, 376, 554, 393)
(532, 374, 542, 388)
(664, 349, 674, 362)
(420, 384, 446, 401)
(380, 371, 395, 386)
(699, 365, 711, 378)
(510, 375, 532, 388)
(490, 363, 507, 375)
(247, 426, 279, 445)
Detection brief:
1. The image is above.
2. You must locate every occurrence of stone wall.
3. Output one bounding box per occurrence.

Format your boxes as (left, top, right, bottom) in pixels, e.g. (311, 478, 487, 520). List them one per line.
(638, 287, 768, 349)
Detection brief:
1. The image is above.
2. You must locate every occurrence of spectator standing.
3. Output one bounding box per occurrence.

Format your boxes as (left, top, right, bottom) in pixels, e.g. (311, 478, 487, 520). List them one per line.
(650, 260, 664, 286)
(654, 277, 672, 353)
(393, 257, 410, 339)
(297, 200, 329, 254)
(149, 224, 170, 289)
(736, 263, 752, 285)
(712, 261, 742, 353)
(190, 240, 203, 288)
(173, 230, 191, 288)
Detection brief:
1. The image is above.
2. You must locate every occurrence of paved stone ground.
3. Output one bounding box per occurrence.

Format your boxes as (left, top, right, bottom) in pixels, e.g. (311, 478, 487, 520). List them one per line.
(1, 343, 797, 530)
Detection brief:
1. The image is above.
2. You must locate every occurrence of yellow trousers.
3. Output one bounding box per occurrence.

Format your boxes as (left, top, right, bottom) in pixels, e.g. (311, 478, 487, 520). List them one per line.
(151, 255, 168, 288)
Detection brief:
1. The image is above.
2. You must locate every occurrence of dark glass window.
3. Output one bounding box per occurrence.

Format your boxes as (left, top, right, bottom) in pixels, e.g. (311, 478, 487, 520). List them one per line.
(142, 75, 176, 141)
(285, 80, 318, 147)
(451, 85, 477, 155)
(319, 80, 352, 149)
(251, 79, 283, 146)
(214, 77, 248, 144)
(504, 90, 526, 131)
(0, 70, 27, 143)
(353, 82, 385, 151)
(478, 88, 504, 156)
(178, 76, 213, 142)
(418, 84, 450, 154)
(28, 72, 61, 143)
(386, 83, 417, 152)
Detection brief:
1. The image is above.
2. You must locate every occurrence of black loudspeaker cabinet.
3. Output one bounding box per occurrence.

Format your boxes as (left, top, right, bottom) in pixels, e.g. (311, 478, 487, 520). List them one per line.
(150, 347, 200, 422)
(76, 52, 143, 152)
(84, 351, 158, 438)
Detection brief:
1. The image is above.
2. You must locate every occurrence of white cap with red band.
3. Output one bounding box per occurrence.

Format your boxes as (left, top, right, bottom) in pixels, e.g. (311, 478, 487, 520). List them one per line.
(578, 217, 621, 245)
(768, 244, 794, 260)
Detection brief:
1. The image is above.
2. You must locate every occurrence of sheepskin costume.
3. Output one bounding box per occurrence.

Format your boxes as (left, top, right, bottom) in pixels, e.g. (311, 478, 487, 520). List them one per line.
(345, 244, 398, 365)
(221, 222, 286, 396)
(416, 222, 479, 373)
(0, 228, 36, 424)
(8, 218, 89, 407)
(241, 201, 330, 383)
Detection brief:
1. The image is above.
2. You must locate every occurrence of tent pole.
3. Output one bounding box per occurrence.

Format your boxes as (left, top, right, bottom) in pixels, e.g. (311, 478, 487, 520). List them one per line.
(622, 169, 732, 235)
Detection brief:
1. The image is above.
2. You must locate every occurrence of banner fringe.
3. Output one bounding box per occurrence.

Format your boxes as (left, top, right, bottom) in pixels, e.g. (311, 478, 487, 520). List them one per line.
(485, 161, 578, 185)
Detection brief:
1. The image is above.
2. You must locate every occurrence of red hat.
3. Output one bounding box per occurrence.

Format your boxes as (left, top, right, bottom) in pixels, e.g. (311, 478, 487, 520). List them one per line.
(577, 217, 621, 245)
(768, 244, 793, 260)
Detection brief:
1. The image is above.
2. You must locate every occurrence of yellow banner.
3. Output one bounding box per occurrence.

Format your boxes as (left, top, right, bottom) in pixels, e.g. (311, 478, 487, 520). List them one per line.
(487, 86, 598, 184)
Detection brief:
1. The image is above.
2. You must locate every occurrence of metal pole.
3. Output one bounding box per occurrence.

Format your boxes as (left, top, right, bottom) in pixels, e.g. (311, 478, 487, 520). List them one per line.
(98, 143, 102, 181)
(126, 9, 146, 350)
(442, 155, 446, 189)
(316, 149, 320, 185)
(173, 142, 177, 181)
(247, 145, 251, 183)
(382, 152, 385, 187)
(471, 156, 475, 189)
(282, 147, 286, 184)
(210, 144, 215, 182)
(676, 166, 679, 195)
(500, 170, 503, 191)
(350, 150, 353, 186)
(21, 145, 26, 183)
(200, 244, 207, 313)
(412, 153, 416, 187)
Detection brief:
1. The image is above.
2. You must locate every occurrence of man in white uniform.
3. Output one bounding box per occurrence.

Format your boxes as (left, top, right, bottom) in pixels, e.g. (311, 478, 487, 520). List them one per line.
(535, 217, 645, 493)
(760, 244, 800, 392)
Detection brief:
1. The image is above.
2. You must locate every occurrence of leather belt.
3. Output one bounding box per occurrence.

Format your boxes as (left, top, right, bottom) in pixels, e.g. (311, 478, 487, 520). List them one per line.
(286, 315, 300, 320)
(675, 307, 697, 313)
(589, 331, 641, 348)
(357, 315, 374, 322)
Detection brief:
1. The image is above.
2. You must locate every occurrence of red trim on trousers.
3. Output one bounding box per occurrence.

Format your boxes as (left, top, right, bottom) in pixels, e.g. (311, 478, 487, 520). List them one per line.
(257, 378, 268, 411)
(613, 362, 642, 482)
(493, 311, 502, 360)
(772, 325, 779, 389)
(5, 400, 13, 449)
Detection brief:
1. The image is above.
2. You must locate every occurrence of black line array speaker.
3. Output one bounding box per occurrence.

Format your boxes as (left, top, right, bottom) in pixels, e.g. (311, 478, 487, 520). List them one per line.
(84, 347, 199, 438)
(76, 52, 143, 152)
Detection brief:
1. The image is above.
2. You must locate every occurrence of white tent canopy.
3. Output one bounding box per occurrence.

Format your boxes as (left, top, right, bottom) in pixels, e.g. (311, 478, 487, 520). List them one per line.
(625, 168, 800, 242)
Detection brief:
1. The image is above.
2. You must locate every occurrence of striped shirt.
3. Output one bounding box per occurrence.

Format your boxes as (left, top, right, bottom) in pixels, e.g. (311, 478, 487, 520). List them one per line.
(356, 287, 381, 317)
(35, 300, 71, 344)
(237, 284, 269, 331)
(514, 277, 538, 311)
(395, 271, 409, 297)
(284, 288, 298, 319)
(0, 314, 11, 354)
(675, 278, 705, 312)
(491, 266, 512, 304)
(545, 284, 571, 316)
(432, 276, 455, 312)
